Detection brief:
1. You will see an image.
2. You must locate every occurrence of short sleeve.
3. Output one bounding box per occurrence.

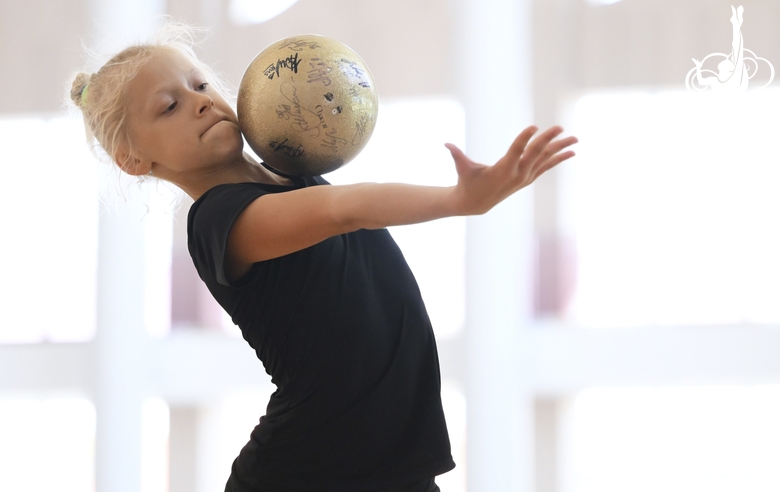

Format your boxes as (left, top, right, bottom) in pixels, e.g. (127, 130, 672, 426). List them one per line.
(187, 183, 270, 287)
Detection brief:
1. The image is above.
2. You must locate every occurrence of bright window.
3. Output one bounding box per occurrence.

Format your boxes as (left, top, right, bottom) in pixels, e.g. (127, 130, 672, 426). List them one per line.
(571, 385, 780, 492)
(0, 396, 95, 492)
(228, 0, 298, 25)
(0, 116, 99, 343)
(142, 397, 170, 492)
(560, 88, 780, 328)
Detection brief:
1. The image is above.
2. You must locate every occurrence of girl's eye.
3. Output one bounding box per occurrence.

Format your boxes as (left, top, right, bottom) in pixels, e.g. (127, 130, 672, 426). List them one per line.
(197, 82, 209, 91)
(164, 101, 177, 114)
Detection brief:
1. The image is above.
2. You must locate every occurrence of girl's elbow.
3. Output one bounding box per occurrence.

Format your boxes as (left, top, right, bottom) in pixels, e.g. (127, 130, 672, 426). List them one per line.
(323, 194, 363, 234)
(322, 184, 381, 233)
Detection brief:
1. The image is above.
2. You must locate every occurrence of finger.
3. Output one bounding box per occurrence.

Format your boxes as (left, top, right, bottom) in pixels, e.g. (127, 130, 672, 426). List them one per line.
(533, 136, 578, 169)
(534, 150, 576, 178)
(521, 126, 564, 165)
(504, 125, 539, 163)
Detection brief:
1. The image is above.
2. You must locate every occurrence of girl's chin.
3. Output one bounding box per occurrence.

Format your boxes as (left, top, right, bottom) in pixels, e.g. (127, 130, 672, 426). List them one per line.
(213, 135, 246, 158)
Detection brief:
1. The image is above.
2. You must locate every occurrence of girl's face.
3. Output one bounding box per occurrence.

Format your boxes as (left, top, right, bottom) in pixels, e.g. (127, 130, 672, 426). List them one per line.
(123, 48, 243, 179)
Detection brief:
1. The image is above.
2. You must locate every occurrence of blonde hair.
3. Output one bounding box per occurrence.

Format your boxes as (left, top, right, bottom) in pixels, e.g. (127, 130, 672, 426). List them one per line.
(69, 20, 234, 172)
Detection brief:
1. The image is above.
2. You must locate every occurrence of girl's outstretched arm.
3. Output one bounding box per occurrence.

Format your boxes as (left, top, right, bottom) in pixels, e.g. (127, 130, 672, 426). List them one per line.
(226, 125, 576, 278)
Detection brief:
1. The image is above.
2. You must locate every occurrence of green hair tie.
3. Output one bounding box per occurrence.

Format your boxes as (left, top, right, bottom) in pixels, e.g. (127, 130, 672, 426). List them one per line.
(81, 84, 89, 105)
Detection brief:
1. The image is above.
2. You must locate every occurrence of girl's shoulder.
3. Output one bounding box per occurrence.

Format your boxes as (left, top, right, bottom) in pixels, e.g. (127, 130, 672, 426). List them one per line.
(195, 175, 328, 205)
(188, 177, 328, 234)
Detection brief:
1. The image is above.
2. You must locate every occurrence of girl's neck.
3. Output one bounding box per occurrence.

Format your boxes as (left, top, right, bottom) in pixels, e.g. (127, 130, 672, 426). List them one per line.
(179, 152, 295, 201)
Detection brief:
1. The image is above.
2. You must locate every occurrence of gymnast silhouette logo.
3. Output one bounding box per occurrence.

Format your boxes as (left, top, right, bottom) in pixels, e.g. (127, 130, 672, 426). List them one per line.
(685, 5, 774, 93)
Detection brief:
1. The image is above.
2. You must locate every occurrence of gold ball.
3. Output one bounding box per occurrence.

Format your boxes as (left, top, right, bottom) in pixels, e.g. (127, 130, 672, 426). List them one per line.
(237, 34, 379, 177)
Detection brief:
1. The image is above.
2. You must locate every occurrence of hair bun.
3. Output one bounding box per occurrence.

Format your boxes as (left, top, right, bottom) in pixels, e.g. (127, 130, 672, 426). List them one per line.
(70, 73, 92, 107)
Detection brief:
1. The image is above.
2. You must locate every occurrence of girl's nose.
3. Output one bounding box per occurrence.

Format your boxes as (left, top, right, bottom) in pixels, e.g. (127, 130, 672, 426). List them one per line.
(197, 95, 214, 114)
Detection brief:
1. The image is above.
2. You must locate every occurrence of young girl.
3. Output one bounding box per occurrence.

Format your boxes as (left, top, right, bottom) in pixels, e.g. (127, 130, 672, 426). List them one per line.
(70, 25, 577, 492)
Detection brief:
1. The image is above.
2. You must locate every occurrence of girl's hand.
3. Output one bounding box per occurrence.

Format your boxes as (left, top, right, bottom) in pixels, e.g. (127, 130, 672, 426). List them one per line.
(445, 125, 577, 215)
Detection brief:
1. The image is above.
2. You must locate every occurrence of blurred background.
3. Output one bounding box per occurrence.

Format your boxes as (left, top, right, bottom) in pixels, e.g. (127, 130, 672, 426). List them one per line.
(1, 0, 780, 491)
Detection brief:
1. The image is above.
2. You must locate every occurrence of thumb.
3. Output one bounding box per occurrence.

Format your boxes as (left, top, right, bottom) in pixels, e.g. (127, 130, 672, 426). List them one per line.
(445, 143, 475, 175)
(445, 142, 464, 159)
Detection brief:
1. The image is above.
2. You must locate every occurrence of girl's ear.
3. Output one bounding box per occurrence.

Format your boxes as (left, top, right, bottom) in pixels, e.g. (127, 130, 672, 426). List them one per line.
(114, 144, 151, 176)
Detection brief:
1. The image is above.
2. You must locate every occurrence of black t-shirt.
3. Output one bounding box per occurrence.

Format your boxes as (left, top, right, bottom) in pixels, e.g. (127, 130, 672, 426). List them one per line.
(187, 177, 455, 492)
